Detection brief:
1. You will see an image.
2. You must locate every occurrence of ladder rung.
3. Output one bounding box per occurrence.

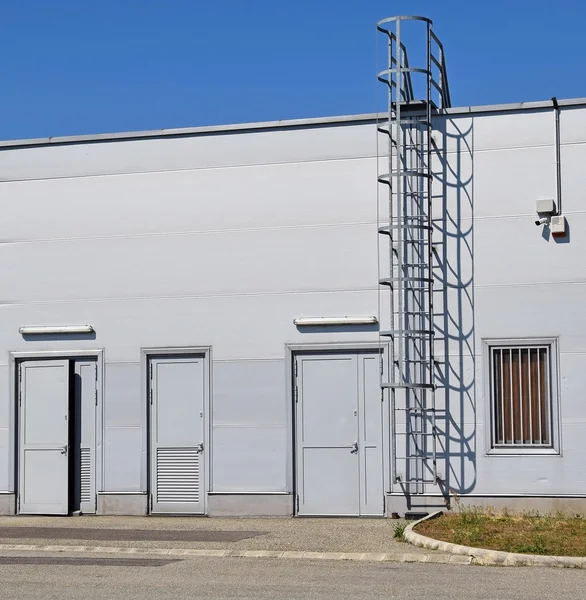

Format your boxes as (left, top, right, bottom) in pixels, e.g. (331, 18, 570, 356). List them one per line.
(379, 277, 433, 285)
(382, 383, 436, 390)
(392, 359, 434, 363)
(378, 225, 433, 234)
(380, 329, 434, 337)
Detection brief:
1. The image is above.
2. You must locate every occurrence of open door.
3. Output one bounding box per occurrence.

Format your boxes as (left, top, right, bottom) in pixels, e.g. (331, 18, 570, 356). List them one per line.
(74, 360, 97, 514)
(18, 360, 70, 515)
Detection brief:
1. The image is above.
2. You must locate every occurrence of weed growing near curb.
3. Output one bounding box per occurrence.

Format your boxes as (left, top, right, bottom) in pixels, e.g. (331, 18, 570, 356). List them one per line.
(393, 522, 406, 540)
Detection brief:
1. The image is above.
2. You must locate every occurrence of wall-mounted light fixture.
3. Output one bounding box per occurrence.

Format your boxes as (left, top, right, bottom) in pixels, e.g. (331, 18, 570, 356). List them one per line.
(19, 325, 95, 335)
(293, 316, 378, 326)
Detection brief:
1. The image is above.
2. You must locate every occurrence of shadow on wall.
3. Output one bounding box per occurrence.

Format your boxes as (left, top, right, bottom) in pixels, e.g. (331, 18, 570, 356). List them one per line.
(432, 116, 476, 504)
(21, 332, 97, 343)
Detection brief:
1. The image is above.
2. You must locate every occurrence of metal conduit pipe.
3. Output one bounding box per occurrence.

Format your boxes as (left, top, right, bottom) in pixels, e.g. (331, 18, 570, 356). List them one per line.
(552, 96, 562, 215)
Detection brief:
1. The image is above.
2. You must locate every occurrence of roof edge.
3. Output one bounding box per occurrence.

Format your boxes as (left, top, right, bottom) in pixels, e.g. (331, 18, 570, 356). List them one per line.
(1, 97, 585, 149)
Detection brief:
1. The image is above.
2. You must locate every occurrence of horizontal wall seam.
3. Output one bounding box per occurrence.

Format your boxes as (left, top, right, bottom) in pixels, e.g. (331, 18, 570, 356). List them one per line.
(0, 221, 378, 246)
(0, 138, 585, 184)
(2, 209, 586, 246)
(3, 279, 586, 307)
(0, 287, 378, 307)
(212, 358, 284, 363)
(0, 154, 379, 185)
(212, 424, 287, 428)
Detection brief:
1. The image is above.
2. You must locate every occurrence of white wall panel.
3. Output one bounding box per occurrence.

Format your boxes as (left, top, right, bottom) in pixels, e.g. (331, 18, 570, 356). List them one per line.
(472, 146, 556, 218)
(103, 426, 143, 492)
(211, 360, 288, 493)
(211, 426, 288, 492)
(0, 122, 376, 183)
(0, 158, 378, 242)
(553, 352, 586, 423)
(473, 213, 586, 286)
(560, 107, 586, 144)
(212, 361, 286, 426)
(104, 364, 142, 428)
(474, 283, 586, 354)
(0, 224, 378, 303)
(102, 364, 144, 493)
(470, 109, 554, 151)
(559, 143, 586, 214)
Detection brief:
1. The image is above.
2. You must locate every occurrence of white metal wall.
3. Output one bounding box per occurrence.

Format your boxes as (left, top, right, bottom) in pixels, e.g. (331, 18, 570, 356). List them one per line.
(0, 102, 584, 502)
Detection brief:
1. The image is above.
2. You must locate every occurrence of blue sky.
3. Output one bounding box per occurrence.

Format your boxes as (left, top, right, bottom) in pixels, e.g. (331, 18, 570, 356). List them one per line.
(1, 1, 584, 140)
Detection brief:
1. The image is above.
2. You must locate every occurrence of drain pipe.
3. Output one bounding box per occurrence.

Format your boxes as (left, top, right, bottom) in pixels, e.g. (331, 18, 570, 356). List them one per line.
(547, 97, 568, 238)
(552, 97, 562, 215)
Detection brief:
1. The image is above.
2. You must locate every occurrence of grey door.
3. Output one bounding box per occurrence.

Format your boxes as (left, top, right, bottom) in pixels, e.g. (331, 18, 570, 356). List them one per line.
(74, 360, 97, 514)
(149, 355, 206, 514)
(295, 352, 384, 516)
(18, 360, 70, 515)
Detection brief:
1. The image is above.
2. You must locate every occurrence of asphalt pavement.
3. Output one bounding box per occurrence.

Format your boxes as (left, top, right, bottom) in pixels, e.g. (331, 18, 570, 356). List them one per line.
(0, 552, 585, 600)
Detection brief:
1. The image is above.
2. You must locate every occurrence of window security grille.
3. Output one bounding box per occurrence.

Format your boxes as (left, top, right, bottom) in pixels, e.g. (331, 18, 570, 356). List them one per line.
(490, 346, 552, 447)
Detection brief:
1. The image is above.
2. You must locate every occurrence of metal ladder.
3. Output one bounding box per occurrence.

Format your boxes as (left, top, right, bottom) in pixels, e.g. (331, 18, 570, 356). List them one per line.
(376, 16, 451, 493)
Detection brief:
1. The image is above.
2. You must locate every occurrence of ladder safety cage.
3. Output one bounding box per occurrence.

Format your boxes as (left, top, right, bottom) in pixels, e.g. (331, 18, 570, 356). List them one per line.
(376, 15, 451, 493)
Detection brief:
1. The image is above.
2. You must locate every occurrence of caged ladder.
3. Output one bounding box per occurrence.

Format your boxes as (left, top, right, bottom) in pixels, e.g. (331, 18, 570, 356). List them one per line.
(376, 16, 451, 493)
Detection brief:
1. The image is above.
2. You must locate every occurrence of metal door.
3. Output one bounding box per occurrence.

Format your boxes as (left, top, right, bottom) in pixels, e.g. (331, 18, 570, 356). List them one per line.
(18, 360, 70, 515)
(149, 355, 206, 514)
(74, 360, 97, 514)
(357, 354, 384, 516)
(295, 352, 383, 516)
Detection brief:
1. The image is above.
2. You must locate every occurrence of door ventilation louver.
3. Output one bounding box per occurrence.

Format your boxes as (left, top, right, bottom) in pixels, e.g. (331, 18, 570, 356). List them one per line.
(156, 447, 200, 503)
(80, 448, 91, 504)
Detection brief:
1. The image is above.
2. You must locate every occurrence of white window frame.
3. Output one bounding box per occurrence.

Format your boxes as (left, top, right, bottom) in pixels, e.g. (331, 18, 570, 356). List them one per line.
(483, 338, 560, 456)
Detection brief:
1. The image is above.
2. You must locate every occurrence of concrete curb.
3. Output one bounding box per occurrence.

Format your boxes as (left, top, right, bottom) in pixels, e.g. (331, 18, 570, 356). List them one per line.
(0, 542, 470, 565)
(404, 511, 586, 569)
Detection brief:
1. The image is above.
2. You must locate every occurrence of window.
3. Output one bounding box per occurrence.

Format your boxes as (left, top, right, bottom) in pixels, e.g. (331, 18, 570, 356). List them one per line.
(487, 340, 558, 451)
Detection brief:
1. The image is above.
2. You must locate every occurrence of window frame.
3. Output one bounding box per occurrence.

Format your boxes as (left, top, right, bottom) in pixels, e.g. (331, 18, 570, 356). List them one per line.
(483, 337, 561, 456)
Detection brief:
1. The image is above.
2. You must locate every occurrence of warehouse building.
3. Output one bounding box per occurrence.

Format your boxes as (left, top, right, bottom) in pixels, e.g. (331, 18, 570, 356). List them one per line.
(0, 16, 584, 517)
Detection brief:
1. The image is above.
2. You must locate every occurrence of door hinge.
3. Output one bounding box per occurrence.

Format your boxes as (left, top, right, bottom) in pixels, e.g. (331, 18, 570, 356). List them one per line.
(149, 494, 153, 512)
(383, 494, 386, 515)
(294, 385, 298, 403)
(149, 388, 153, 405)
(149, 363, 153, 379)
(294, 360, 298, 377)
(95, 387, 98, 406)
(296, 494, 299, 513)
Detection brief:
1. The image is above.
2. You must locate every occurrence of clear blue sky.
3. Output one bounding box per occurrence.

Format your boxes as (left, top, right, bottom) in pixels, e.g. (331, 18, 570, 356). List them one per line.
(1, 1, 584, 140)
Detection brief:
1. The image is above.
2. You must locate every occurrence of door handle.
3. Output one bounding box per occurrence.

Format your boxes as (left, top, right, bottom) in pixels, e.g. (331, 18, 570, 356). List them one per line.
(60, 445, 68, 456)
(350, 441, 358, 454)
(195, 442, 204, 453)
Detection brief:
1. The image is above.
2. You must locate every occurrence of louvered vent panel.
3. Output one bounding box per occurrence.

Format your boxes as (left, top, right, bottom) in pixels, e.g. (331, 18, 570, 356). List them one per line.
(80, 447, 91, 504)
(156, 447, 200, 503)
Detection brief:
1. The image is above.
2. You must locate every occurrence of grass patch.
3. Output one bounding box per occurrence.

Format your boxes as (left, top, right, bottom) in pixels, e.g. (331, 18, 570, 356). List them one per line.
(416, 508, 586, 556)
